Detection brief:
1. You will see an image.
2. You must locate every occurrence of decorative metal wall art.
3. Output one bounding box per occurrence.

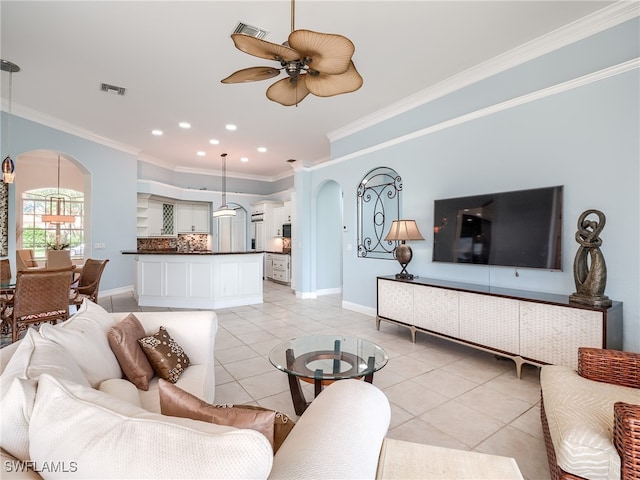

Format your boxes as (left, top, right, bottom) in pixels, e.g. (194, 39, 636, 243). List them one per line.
(569, 209, 612, 307)
(357, 167, 402, 259)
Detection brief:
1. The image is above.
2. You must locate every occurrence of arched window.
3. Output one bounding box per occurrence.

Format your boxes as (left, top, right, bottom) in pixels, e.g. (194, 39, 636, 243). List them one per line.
(21, 188, 85, 260)
(357, 167, 402, 259)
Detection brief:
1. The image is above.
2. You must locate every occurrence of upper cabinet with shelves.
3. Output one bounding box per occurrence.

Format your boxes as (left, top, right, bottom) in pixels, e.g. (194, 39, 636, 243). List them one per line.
(137, 194, 177, 237)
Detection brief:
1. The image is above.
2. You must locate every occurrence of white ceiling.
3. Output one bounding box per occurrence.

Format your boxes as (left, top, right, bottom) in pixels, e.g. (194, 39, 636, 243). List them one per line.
(1, 1, 614, 181)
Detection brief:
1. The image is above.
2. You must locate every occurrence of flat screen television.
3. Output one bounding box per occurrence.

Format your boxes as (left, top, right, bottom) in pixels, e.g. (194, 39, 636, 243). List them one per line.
(432, 186, 563, 270)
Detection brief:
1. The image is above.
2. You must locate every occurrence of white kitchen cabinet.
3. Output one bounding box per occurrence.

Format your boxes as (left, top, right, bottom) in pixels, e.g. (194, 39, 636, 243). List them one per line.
(271, 253, 290, 284)
(264, 253, 273, 279)
(178, 202, 210, 233)
(146, 199, 176, 237)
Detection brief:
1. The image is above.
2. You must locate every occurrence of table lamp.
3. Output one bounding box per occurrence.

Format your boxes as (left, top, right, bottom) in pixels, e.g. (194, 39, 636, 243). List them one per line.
(385, 219, 424, 280)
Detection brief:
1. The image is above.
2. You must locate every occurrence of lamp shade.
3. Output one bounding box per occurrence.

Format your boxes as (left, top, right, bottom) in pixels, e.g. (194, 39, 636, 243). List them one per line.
(385, 220, 424, 242)
(213, 207, 237, 218)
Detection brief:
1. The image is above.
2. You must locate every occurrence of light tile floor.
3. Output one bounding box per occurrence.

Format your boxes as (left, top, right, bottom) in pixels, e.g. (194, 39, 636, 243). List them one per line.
(98, 280, 550, 480)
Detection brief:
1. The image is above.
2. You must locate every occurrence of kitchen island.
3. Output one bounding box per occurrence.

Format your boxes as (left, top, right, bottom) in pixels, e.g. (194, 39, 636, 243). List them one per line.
(122, 251, 263, 309)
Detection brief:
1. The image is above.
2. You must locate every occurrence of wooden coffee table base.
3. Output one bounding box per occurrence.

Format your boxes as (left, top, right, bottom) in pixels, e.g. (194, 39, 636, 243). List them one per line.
(285, 347, 376, 415)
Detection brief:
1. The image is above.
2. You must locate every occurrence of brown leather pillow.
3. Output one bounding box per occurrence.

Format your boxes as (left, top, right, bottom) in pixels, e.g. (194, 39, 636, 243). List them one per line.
(138, 326, 190, 383)
(159, 379, 294, 452)
(107, 313, 155, 390)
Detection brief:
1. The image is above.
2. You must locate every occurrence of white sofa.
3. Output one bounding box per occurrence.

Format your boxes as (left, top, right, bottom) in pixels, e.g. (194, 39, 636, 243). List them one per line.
(0, 300, 391, 479)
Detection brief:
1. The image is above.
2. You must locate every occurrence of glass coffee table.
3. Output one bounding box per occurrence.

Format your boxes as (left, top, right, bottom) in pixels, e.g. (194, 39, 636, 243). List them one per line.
(269, 335, 389, 415)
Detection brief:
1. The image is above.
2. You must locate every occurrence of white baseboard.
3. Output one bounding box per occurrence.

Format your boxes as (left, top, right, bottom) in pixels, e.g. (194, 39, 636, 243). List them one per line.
(100, 285, 133, 298)
(341, 301, 376, 317)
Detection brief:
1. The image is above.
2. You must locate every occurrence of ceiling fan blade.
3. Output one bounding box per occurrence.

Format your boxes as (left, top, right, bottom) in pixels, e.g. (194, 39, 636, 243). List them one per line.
(231, 34, 300, 62)
(221, 66, 281, 84)
(266, 77, 310, 106)
(288, 30, 354, 75)
(305, 61, 363, 97)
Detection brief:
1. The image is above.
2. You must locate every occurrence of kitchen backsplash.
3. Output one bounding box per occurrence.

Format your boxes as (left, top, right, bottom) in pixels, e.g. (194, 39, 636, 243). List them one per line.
(137, 234, 210, 252)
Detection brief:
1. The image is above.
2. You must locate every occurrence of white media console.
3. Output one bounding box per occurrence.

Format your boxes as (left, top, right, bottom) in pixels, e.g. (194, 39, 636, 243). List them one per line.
(376, 276, 623, 377)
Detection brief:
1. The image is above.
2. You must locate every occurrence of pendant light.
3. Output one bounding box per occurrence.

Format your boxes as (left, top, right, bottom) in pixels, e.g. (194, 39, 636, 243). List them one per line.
(1, 59, 20, 184)
(42, 156, 76, 224)
(213, 153, 236, 218)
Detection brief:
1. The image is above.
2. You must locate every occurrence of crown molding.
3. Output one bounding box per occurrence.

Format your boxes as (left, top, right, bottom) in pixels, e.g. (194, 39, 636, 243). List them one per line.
(3, 102, 141, 156)
(324, 58, 639, 170)
(328, 1, 639, 143)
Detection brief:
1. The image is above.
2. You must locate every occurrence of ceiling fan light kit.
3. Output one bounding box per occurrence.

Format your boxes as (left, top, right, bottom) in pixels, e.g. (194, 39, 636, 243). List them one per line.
(221, 0, 362, 106)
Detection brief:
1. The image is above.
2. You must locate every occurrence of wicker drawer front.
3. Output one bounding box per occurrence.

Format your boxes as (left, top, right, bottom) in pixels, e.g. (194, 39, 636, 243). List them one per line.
(378, 279, 413, 324)
(413, 285, 458, 337)
(520, 302, 603, 369)
(459, 292, 520, 354)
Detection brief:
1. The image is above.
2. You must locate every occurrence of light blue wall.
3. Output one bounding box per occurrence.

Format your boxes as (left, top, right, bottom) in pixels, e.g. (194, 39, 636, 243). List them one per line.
(3, 115, 138, 292)
(304, 19, 640, 351)
(315, 181, 342, 291)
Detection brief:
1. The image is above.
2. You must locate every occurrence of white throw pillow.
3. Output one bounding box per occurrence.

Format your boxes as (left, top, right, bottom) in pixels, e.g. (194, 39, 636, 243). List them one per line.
(29, 375, 274, 479)
(39, 300, 121, 387)
(0, 329, 89, 460)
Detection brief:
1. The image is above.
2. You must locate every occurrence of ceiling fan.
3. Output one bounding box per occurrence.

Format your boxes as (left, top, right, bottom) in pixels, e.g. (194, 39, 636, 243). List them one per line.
(221, 0, 363, 106)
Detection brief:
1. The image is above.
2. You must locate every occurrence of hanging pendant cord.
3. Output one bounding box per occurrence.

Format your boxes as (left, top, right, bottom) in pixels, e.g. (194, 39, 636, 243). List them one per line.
(221, 153, 228, 207)
(7, 70, 13, 158)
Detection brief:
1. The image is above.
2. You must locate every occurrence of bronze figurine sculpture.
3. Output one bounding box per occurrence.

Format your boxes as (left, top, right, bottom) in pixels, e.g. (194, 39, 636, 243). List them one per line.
(569, 209, 612, 307)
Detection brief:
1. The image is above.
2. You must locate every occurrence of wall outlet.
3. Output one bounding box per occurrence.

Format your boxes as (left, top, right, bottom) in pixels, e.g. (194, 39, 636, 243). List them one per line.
(94, 242, 106, 249)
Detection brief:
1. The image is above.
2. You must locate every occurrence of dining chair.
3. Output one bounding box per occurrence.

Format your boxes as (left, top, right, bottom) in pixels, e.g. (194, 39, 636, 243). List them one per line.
(2, 266, 75, 343)
(46, 249, 72, 269)
(69, 258, 109, 308)
(0, 259, 13, 334)
(16, 249, 40, 271)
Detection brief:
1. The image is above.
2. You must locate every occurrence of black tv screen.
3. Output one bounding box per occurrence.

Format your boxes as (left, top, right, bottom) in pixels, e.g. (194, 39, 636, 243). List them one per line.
(432, 186, 563, 270)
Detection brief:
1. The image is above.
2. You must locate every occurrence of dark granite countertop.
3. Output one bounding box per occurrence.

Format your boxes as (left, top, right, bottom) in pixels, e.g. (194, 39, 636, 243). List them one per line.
(121, 250, 263, 255)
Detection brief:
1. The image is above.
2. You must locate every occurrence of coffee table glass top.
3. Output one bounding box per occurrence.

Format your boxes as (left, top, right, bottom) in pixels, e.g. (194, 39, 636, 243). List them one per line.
(269, 335, 389, 381)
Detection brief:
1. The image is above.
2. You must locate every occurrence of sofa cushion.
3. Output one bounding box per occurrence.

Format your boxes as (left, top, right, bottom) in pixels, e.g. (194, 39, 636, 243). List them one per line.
(139, 363, 208, 413)
(29, 374, 274, 479)
(541, 365, 640, 480)
(1, 378, 36, 462)
(39, 299, 121, 387)
(139, 326, 190, 383)
(0, 328, 89, 461)
(107, 313, 155, 390)
(98, 378, 143, 408)
(159, 379, 277, 449)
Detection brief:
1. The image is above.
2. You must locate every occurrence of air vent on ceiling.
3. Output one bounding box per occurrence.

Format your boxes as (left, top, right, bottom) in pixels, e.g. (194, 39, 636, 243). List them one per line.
(100, 83, 126, 96)
(233, 22, 268, 39)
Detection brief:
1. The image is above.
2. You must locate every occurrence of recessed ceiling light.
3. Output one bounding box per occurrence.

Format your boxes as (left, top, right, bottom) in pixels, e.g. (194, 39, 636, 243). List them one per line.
(197, 151, 206, 156)
(179, 122, 191, 129)
(257, 147, 267, 153)
(151, 130, 163, 136)
(209, 139, 220, 145)
(240, 157, 249, 163)
(225, 124, 237, 131)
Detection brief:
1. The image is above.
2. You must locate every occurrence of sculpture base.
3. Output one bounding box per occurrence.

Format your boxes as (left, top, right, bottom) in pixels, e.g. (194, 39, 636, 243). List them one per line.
(395, 273, 415, 280)
(569, 292, 612, 308)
